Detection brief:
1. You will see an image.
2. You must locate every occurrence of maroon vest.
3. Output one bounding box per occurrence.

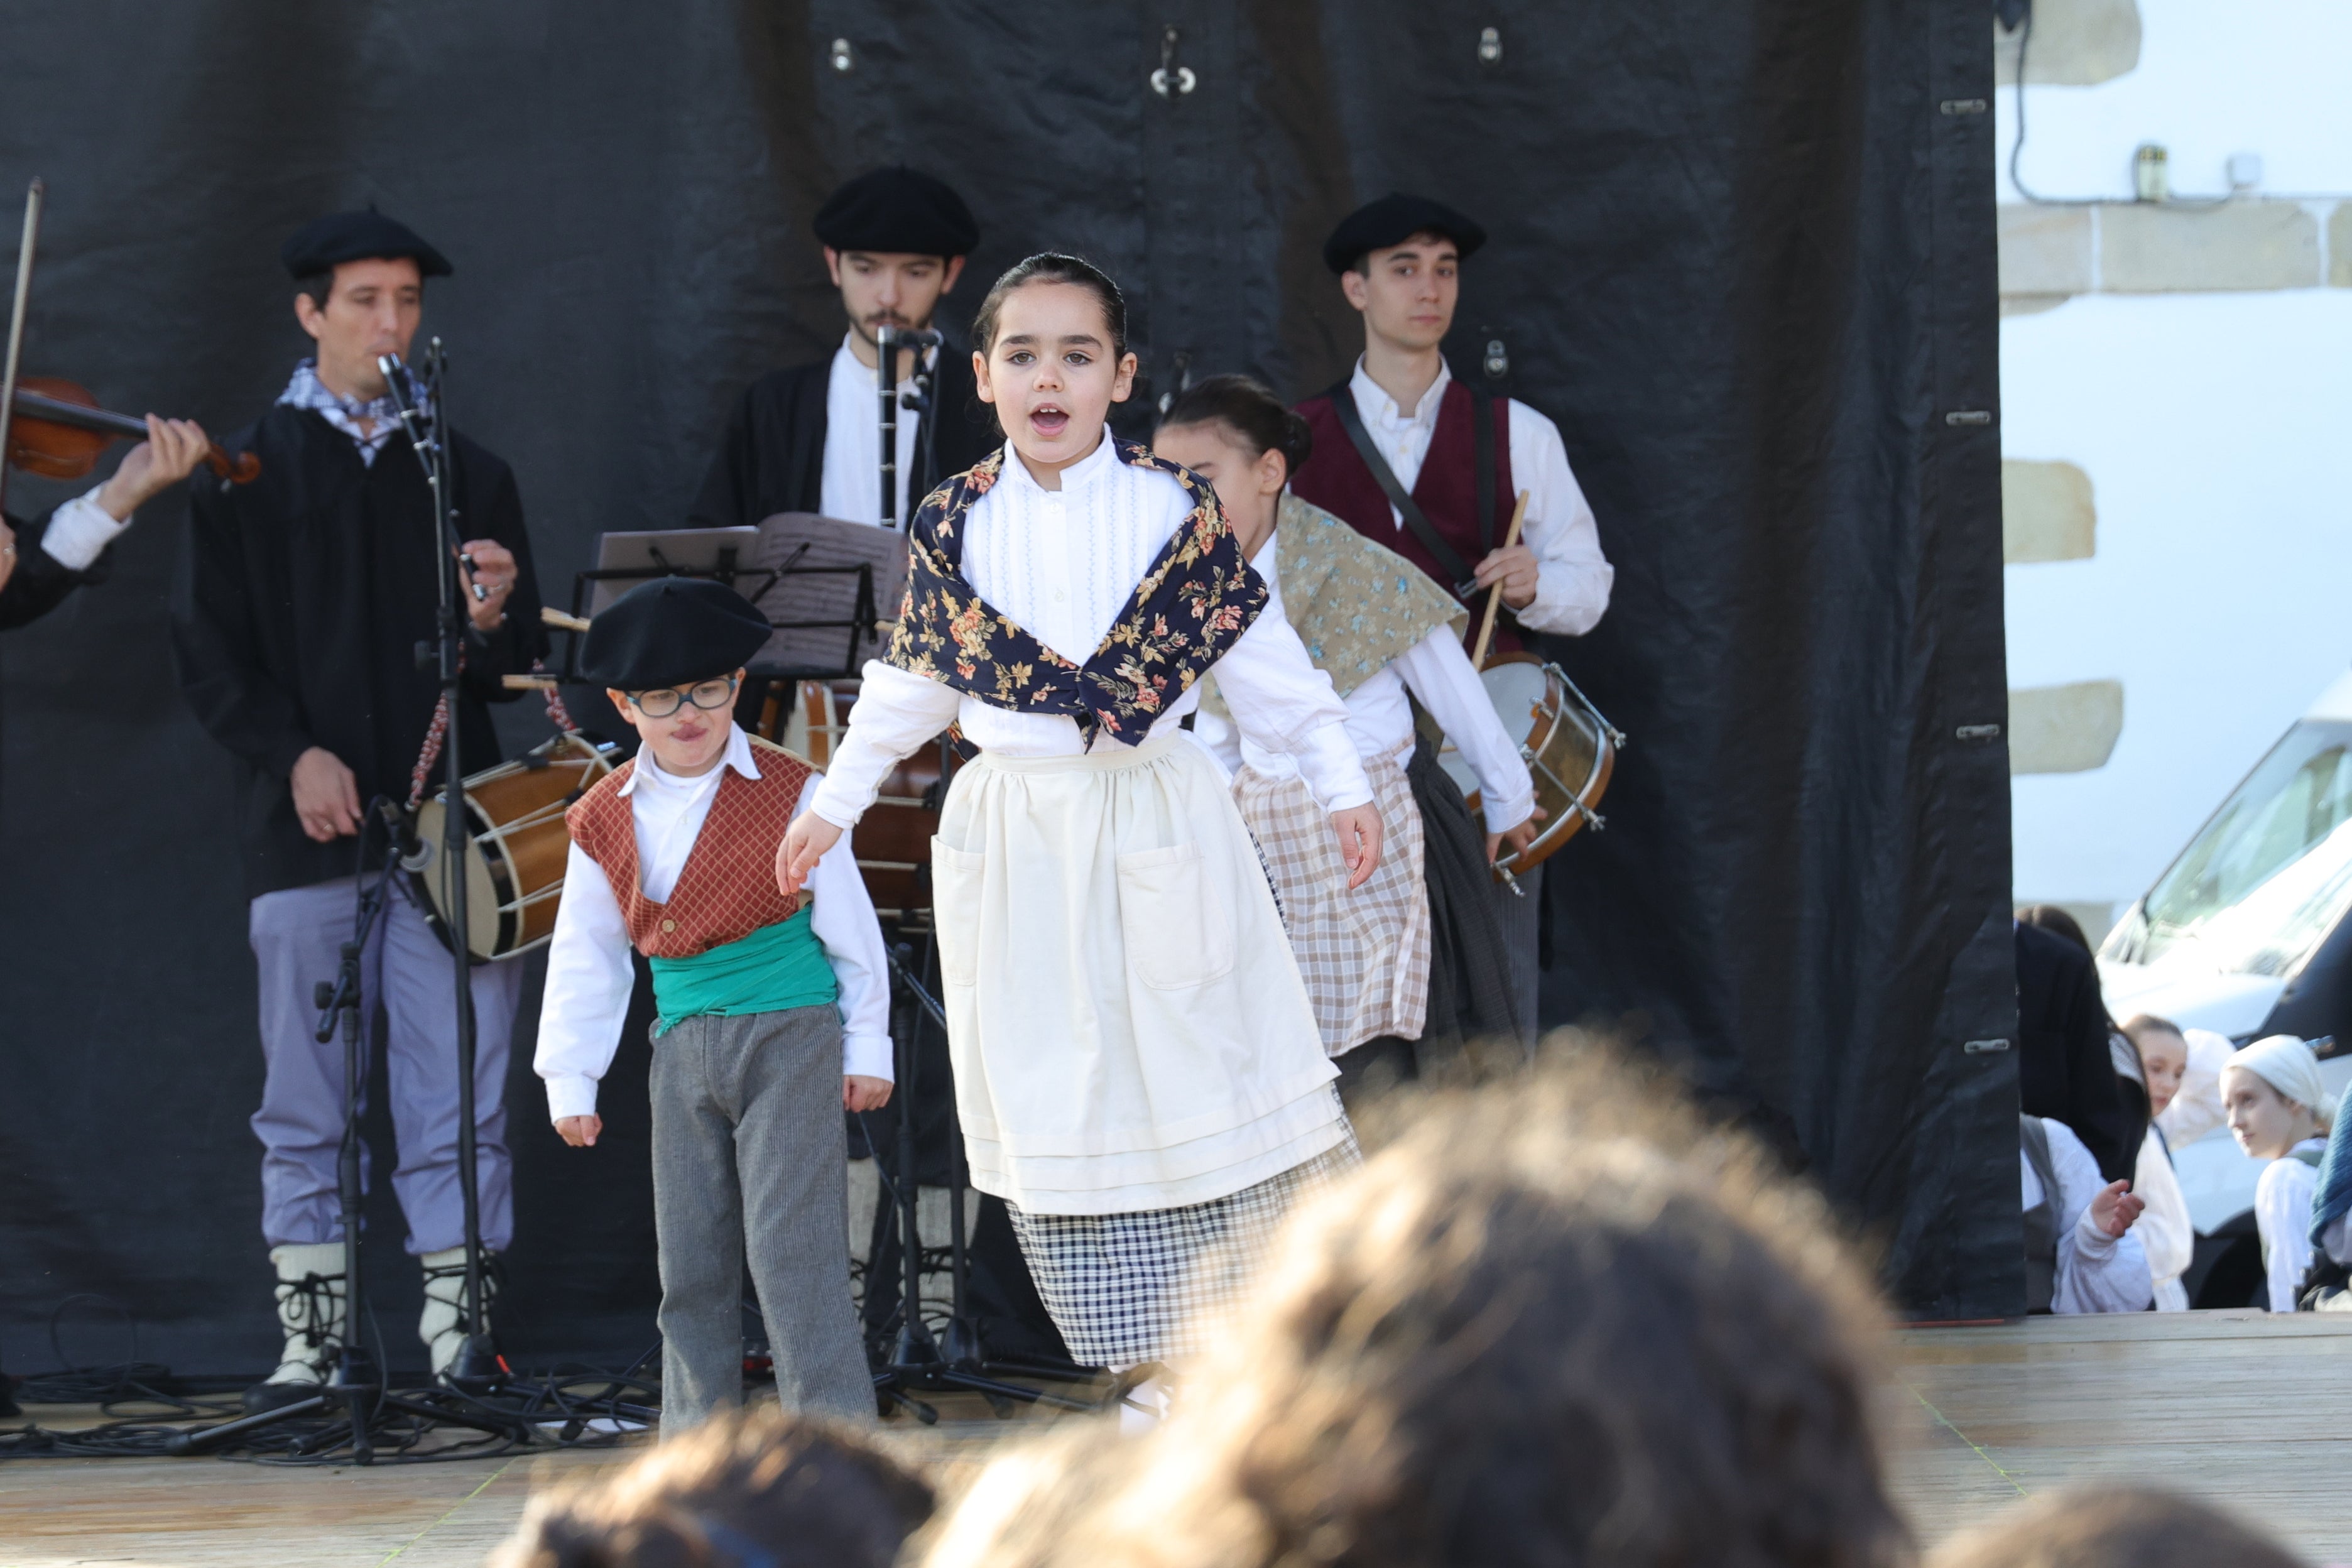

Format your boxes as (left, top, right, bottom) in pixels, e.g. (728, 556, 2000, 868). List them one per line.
(1291, 378, 1520, 653)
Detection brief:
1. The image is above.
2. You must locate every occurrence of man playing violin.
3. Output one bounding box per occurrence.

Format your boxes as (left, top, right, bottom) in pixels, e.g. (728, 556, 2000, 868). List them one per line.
(0, 416, 212, 629)
(170, 209, 547, 1412)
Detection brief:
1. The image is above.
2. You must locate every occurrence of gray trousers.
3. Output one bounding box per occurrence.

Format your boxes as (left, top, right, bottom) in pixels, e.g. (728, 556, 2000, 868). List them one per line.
(1492, 860, 1544, 1045)
(650, 1006, 872, 1432)
(249, 875, 520, 1253)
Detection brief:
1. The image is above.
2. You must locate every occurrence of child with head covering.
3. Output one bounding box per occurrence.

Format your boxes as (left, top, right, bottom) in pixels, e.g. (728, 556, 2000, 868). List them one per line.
(2221, 1034, 2335, 1312)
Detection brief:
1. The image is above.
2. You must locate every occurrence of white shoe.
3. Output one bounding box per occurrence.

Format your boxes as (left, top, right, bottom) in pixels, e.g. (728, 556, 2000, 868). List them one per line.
(418, 1246, 499, 1378)
(242, 1243, 346, 1413)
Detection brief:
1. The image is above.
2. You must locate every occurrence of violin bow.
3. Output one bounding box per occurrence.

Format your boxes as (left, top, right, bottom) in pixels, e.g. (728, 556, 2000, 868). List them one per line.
(0, 177, 42, 517)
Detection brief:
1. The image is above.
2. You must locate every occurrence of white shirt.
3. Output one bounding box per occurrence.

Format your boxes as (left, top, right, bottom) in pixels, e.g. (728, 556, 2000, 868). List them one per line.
(2022, 1115, 2152, 1314)
(2255, 1138, 2325, 1313)
(1192, 534, 1536, 830)
(811, 433, 1372, 827)
(35, 487, 129, 572)
(1344, 357, 1613, 636)
(2133, 1126, 2195, 1310)
(535, 726, 893, 1121)
(819, 332, 925, 526)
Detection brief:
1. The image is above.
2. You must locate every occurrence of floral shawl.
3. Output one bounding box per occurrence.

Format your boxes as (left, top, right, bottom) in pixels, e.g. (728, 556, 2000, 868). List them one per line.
(881, 441, 1268, 744)
(1271, 493, 1466, 697)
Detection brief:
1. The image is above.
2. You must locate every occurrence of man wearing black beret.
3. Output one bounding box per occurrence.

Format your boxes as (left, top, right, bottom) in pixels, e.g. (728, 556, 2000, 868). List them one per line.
(170, 207, 547, 1411)
(1290, 192, 1616, 1040)
(687, 166, 996, 532)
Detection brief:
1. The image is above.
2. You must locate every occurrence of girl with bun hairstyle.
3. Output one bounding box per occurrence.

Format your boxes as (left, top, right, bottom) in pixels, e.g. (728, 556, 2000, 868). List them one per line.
(1157, 375, 1542, 1094)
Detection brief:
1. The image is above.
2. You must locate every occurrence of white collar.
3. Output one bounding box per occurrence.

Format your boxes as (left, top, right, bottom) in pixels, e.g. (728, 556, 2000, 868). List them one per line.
(1349, 354, 1452, 428)
(994, 426, 1120, 497)
(619, 722, 761, 796)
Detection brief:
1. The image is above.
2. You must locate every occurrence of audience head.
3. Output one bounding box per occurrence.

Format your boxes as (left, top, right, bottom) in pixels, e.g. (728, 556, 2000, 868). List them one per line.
(1924, 1484, 2304, 1568)
(2223, 1034, 2333, 1161)
(928, 1049, 1908, 1568)
(2122, 1016, 2190, 1119)
(493, 1407, 933, 1568)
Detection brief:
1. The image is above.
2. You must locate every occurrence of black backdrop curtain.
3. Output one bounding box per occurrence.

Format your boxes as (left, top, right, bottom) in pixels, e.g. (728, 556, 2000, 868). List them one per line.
(0, 0, 2020, 1377)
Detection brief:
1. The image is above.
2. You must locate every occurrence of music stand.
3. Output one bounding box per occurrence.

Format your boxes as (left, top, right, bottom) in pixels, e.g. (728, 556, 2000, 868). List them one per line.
(560, 522, 898, 685)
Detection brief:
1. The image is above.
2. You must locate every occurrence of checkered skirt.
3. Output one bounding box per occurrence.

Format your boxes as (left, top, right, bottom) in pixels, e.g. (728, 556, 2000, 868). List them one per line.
(1005, 1131, 1361, 1368)
(1233, 747, 1431, 1056)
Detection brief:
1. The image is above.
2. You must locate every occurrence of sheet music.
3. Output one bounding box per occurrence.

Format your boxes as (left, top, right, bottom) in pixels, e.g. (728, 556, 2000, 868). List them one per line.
(743, 512, 910, 676)
(586, 517, 906, 678)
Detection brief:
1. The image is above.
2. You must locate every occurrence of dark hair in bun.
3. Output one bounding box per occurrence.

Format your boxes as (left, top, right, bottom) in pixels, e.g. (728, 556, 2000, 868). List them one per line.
(1160, 374, 1314, 477)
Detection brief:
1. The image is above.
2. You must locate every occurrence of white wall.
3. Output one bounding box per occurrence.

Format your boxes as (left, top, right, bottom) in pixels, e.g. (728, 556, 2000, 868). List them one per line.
(1996, 0, 2352, 202)
(2004, 291, 2352, 905)
(1998, 0, 2352, 923)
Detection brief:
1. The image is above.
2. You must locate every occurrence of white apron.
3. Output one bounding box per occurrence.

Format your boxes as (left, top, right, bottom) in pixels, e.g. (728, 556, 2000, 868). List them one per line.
(931, 732, 1348, 1216)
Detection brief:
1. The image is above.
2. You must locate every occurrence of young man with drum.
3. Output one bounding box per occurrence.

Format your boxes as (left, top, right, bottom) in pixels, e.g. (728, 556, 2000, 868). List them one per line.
(536, 579, 891, 1430)
(170, 210, 546, 1412)
(1290, 193, 1614, 1038)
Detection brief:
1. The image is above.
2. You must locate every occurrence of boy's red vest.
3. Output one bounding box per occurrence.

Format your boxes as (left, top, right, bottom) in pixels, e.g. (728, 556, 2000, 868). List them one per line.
(565, 736, 815, 959)
(1290, 378, 1521, 654)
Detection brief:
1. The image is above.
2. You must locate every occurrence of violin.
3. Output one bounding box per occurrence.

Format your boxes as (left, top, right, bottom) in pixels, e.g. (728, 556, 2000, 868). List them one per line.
(6, 377, 260, 486)
(0, 177, 260, 504)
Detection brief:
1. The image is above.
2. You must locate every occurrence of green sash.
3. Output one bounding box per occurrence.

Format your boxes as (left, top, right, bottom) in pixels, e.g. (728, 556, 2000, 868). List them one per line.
(647, 908, 838, 1036)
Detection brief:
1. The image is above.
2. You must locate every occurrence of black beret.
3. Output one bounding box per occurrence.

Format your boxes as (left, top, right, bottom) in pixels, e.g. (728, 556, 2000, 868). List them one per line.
(281, 208, 453, 279)
(579, 578, 773, 692)
(813, 166, 979, 258)
(1322, 192, 1487, 275)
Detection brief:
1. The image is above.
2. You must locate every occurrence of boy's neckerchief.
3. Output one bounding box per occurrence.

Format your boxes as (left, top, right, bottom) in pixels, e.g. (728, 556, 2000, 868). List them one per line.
(881, 440, 1268, 745)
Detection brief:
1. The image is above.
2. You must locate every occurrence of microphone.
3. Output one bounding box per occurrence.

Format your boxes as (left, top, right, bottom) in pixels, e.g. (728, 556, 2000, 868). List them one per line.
(378, 798, 433, 873)
(376, 352, 420, 415)
(874, 325, 943, 350)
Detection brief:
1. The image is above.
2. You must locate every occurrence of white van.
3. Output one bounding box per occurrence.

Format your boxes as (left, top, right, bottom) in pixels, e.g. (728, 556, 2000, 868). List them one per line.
(2099, 670, 2352, 1248)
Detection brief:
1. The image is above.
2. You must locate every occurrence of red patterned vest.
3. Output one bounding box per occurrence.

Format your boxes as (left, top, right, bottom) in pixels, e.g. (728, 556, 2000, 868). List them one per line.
(565, 736, 815, 959)
(1291, 378, 1520, 654)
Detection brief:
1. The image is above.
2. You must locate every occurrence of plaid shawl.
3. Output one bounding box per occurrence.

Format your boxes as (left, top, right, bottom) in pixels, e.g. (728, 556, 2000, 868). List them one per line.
(881, 440, 1268, 744)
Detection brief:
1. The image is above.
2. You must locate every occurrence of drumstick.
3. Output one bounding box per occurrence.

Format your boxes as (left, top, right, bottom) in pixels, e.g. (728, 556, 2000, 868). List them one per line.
(541, 606, 592, 633)
(1470, 490, 1530, 671)
(501, 673, 560, 691)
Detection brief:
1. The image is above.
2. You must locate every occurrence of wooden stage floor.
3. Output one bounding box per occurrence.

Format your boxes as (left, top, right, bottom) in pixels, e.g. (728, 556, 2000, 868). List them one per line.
(5, 1312, 2348, 1566)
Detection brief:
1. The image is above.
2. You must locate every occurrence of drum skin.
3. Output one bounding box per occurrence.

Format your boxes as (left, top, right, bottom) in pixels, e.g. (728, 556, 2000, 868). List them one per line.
(413, 734, 617, 961)
(1439, 653, 1620, 879)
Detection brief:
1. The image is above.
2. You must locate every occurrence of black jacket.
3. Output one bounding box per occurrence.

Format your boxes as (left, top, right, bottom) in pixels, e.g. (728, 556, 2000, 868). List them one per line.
(170, 405, 546, 898)
(0, 508, 109, 630)
(685, 340, 997, 529)
(2015, 919, 2132, 1184)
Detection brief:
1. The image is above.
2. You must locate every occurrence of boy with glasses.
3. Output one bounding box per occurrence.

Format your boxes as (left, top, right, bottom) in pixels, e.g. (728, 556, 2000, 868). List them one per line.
(535, 578, 891, 1429)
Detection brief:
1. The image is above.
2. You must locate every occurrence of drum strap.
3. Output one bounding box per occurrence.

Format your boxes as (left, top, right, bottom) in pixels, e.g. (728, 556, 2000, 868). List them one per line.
(406, 656, 577, 811)
(1324, 378, 1481, 600)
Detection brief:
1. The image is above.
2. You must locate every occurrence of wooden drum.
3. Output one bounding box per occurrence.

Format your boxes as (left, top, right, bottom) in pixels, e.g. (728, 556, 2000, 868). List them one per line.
(788, 681, 954, 923)
(411, 732, 619, 962)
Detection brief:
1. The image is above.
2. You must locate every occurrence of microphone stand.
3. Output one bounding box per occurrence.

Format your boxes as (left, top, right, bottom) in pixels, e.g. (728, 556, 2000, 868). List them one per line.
(381, 342, 500, 1390)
